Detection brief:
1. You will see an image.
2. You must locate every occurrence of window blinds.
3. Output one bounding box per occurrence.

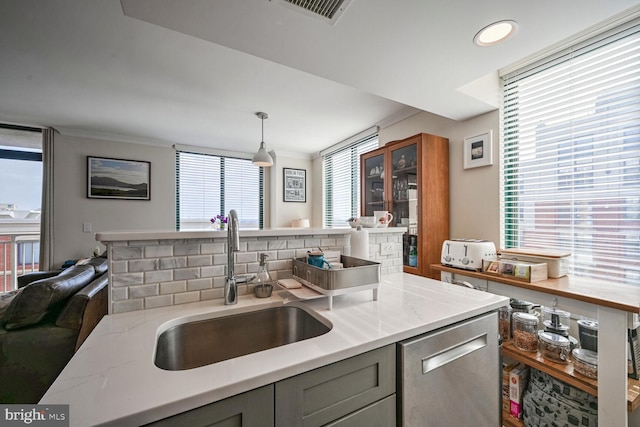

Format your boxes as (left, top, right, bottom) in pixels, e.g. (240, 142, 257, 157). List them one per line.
(501, 20, 640, 284)
(323, 134, 378, 228)
(176, 151, 263, 230)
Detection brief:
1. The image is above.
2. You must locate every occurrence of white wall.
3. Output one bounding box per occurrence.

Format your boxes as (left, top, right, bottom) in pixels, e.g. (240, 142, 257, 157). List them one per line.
(53, 133, 175, 266)
(270, 153, 313, 228)
(379, 110, 501, 245)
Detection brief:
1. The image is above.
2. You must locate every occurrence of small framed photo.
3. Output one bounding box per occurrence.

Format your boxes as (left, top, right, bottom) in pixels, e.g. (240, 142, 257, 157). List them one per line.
(283, 168, 306, 202)
(463, 130, 493, 169)
(87, 156, 151, 200)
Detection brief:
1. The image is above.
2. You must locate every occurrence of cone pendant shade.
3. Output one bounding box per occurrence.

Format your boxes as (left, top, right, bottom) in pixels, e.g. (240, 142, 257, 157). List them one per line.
(252, 112, 273, 167)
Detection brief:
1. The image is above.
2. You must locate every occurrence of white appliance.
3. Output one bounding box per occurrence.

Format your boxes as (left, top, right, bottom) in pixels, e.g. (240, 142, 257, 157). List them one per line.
(441, 239, 496, 271)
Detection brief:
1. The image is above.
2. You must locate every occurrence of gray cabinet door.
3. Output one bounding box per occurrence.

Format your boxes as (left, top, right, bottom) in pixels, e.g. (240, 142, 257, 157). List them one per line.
(275, 345, 395, 427)
(144, 384, 274, 427)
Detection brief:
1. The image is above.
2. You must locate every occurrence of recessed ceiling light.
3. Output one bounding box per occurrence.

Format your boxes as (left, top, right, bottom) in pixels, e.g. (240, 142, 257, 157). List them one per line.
(474, 20, 518, 46)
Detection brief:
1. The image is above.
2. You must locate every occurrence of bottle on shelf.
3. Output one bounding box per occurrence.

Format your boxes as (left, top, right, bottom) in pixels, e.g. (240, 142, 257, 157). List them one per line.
(408, 236, 418, 267)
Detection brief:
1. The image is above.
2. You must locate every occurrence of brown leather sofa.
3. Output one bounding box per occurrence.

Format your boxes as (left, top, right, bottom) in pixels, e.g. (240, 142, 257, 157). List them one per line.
(0, 257, 108, 403)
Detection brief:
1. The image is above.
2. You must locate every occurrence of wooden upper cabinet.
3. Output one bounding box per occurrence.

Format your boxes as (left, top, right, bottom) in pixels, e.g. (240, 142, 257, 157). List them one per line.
(360, 133, 449, 278)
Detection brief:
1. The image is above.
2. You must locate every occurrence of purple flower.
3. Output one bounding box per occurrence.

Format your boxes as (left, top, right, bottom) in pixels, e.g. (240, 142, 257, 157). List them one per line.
(213, 214, 228, 224)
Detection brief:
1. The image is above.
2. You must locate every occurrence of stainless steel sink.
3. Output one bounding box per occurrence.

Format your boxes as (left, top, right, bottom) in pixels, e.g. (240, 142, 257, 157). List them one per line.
(154, 305, 332, 371)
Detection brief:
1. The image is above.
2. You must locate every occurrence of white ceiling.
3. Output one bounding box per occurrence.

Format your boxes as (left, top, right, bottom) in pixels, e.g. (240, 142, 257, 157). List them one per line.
(0, 0, 638, 156)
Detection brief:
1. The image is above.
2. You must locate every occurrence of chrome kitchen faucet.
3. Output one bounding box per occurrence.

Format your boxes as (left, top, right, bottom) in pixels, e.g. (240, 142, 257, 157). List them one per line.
(224, 209, 255, 305)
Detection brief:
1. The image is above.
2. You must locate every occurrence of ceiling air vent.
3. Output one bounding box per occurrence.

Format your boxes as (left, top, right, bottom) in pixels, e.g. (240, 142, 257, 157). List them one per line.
(270, 0, 353, 25)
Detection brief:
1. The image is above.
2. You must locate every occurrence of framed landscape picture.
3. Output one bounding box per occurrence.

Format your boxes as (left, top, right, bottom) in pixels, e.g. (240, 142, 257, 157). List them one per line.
(283, 168, 306, 202)
(87, 156, 151, 200)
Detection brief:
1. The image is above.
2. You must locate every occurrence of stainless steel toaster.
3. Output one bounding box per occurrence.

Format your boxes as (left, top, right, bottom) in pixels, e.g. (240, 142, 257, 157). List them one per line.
(441, 239, 497, 271)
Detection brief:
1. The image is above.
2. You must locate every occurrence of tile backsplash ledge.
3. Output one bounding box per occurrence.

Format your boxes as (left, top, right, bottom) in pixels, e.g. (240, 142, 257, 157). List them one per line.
(103, 230, 404, 314)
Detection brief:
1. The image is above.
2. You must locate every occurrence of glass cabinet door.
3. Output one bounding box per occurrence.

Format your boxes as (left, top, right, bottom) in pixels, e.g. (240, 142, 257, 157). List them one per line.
(362, 152, 385, 217)
(389, 143, 418, 268)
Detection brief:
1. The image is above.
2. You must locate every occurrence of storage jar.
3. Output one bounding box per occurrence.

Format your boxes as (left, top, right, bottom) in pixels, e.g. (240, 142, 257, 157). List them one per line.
(538, 331, 570, 363)
(542, 306, 570, 337)
(512, 312, 539, 352)
(498, 305, 512, 340)
(572, 348, 598, 379)
(577, 319, 598, 352)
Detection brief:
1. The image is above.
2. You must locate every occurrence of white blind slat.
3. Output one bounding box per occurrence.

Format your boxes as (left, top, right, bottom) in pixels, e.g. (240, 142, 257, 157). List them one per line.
(323, 134, 378, 228)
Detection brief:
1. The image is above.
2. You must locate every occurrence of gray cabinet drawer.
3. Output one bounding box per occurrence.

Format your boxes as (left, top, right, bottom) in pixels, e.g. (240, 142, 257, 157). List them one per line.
(323, 395, 396, 427)
(144, 384, 274, 427)
(275, 345, 395, 427)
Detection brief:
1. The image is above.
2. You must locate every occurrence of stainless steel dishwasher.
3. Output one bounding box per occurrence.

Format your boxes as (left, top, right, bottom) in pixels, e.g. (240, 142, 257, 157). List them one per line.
(397, 311, 500, 426)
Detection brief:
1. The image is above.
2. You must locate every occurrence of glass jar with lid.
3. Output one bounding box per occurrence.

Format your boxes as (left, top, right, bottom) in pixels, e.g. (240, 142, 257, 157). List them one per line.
(512, 312, 539, 352)
(498, 305, 512, 340)
(572, 348, 598, 379)
(538, 331, 571, 363)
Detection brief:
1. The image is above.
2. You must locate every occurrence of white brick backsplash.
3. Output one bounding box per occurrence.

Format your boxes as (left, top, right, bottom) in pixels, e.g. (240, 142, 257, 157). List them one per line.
(201, 287, 224, 300)
(112, 246, 143, 260)
(145, 294, 173, 309)
(145, 270, 173, 284)
(129, 284, 159, 298)
(145, 245, 173, 258)
(112, 273, 143, 287)
(129, 259, 159, 272)
(112, 287, 128, 301)
(268, 239, 287, 250)
(160, 257, 186, 270)
(201, 242, 225, 254)
(247, 240, 269, 251)
(106, 230, 402, 313)
(174, 291, 200, 305)
(187, 255, 213, 267)
(201, 265, 225, 278)
(111, 261, 128, 274)
(174, 244, 200, 256)
(160, 281, 187, 294)
(174, 268, 200, 280)
(236, 252, 257, 263)
(187, 278, 212, 291)
(113, 299, 144, 313)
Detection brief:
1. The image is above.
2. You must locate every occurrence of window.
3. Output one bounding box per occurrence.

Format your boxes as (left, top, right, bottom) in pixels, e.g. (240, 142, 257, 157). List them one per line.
(323, 133, 379, 228)
(0, 125, 43, 292)
(501, 20, 640, 285)
(176, 150, 264, 230)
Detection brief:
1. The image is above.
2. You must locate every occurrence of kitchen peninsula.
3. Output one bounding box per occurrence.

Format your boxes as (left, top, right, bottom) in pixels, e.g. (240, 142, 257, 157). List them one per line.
(40, 269, 508, 426)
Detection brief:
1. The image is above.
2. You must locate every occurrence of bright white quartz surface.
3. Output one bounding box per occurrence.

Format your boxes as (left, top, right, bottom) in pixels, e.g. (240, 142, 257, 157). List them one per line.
(95, 227, 404, 242)
(41, 273, 508, 426)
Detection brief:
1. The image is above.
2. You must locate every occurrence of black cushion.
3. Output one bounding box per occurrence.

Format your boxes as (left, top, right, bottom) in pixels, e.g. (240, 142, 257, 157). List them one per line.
(2, 265, 95, 330)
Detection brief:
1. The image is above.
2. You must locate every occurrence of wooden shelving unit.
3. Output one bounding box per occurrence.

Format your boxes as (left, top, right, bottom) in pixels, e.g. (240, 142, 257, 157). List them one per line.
(503, 340, 639, 412)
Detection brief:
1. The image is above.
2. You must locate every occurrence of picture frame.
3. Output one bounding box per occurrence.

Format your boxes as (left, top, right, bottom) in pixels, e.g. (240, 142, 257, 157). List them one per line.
(283, 168, 306, 202)
(463, 130, 493, 169)
(87, 156, 151, 200)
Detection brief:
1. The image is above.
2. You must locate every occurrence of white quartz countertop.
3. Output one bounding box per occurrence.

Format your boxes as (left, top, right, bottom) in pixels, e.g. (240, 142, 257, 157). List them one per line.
(95, 226, 404, 241)
(41, 273, 508, 426)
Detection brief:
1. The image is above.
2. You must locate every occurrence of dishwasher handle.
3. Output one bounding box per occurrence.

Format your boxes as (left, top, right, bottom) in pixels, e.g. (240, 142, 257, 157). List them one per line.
(421, 333, 487, 374)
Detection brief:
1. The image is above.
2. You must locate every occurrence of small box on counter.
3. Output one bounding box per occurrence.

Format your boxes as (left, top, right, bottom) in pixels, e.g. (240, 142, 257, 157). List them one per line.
(498, 248, 570, 278)
(482, 259, 548, 282)
(509, 365, 530, 419)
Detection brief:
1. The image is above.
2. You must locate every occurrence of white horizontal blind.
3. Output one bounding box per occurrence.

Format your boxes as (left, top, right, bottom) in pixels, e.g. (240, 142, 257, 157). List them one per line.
(501, 21, 640, 284)
(176, 151, 263, 230)
(323, 134, 378, 228)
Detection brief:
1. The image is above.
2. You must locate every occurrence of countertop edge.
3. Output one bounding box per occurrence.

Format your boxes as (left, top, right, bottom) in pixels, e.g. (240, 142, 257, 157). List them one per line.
(95, 227, 406, 242)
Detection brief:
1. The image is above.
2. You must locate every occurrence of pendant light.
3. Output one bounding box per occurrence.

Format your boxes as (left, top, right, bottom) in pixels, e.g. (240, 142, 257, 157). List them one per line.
(252, 112, 273, 167)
